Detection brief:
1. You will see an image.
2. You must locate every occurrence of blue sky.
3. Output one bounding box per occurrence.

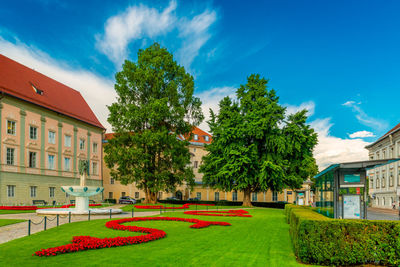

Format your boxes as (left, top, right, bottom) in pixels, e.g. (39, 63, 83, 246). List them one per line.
(1, 0, 399, 168)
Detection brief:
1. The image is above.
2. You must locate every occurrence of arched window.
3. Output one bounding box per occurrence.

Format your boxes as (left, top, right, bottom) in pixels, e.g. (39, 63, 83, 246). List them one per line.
(376, 178, 380, 188)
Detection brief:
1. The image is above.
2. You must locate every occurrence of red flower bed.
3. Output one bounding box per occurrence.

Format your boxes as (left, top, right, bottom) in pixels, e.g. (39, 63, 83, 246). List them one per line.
(0, 206, 38, 210)
(34, 216, 230, 257)
(134, 203, 214, 210)
(184, 209, 252, 217)
(0, 204, 102, 211)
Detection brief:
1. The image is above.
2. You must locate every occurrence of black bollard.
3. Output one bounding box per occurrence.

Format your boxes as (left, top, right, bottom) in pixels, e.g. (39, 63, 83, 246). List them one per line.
(131, 208, 134, 218)
(69, 212, 71, 223)
(28, 220, 31, 236)
(88, 210, 91, 221)
(44, 216, 47, 231)
(109, 209, 112, 219)
(57, 214, 59, 227)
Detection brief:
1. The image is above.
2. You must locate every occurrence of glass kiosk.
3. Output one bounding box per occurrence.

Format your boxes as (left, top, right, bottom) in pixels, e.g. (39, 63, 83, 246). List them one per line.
(315, 160, 399, 219)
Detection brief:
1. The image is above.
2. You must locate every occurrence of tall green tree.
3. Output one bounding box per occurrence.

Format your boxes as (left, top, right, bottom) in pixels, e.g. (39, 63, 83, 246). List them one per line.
(200, 74, 318, 206)
(105, 43, 203, 204)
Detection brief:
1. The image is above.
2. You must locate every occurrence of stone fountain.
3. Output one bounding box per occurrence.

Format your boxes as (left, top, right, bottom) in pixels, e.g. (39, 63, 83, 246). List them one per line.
(36, 161, 122, 215)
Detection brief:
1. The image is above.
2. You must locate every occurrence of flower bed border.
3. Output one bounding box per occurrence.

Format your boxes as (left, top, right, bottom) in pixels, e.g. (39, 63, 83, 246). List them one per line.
(134, 203, 214, 210)
(34, 216, 230, 257)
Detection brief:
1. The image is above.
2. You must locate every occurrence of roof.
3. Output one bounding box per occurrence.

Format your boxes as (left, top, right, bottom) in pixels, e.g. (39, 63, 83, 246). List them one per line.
(0, 54, 104, 129)
(315, 159, 400, 179)
(104, 126, 212, 144)
(365, 122, 400, 148)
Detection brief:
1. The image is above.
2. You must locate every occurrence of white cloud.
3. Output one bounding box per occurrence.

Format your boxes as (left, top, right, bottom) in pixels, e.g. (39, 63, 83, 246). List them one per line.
(349, 130, 375, 138)
(0, 36, 116, 132)
(342, 100, 388, 131)
(96, 1, 216, 71)
(96, 1, 177, 67)
(311, 118, 370, 170)
(285, 101, 315, 117)
(196, 86, 236, 132)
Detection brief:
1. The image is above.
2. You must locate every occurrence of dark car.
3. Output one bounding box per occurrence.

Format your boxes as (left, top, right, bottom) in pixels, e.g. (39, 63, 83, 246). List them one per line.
(187, 197, 200, 201)
(119, 196, 136, 204)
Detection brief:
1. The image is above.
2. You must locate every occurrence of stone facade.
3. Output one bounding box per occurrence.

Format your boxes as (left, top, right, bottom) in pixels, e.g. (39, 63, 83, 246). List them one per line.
(0, 95, 103, 205)
(366, 123, 400, 209)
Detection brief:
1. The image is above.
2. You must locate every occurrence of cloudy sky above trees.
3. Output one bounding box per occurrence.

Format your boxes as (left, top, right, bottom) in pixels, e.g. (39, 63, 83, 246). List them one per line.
(1, 0, 399, 170)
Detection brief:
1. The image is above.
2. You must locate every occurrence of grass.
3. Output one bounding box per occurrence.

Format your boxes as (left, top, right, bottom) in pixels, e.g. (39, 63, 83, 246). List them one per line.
(0, 208, 311, 267)
(0, 219, 26, 227)
(121, 203, 246, 212)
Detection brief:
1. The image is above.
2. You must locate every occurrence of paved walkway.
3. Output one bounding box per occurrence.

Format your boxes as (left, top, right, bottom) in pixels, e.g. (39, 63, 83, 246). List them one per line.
(367, 207, 400, 221)
(0, 206, 160, 244)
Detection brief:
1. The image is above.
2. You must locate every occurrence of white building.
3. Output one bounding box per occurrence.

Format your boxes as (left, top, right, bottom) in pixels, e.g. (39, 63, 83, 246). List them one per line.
(366, 123, 400, 209)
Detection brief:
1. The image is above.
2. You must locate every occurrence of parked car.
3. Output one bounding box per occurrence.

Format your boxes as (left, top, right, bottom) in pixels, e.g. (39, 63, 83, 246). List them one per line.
(166, 197, 179, 201)
(118, 196, 136, 204)
(187, 197, 200, 201)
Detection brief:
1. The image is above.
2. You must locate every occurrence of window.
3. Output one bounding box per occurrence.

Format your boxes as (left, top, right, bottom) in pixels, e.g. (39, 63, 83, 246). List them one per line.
(92, 142, 98, 153)
(64, 135, 71, 147)
(122, 192, 126, 197)
(382, 173, 386, 188)
(7, 120, 16, 135)
(135, 192, 139, 198)
(376, 178, 380, 188)
(383, 150, 386, 159)
(193, 148, 196, 152)
(49, 187, 55, 198)
(215, 192, 219, 201)
(194, 134, 198, 141)
(390, 172, 394, 187)
(109, 192, 113, 199)
(92, 162, 98, 175)
(48, 155, 55, 170)
(30, 186, 37, 198)
(370, 178, 374, 188)
(252, 192, 258, 202)
(29, 152, 37, 168)
(194, 161, 198, 168)
(48, 131, 56, 144)
(79, 139, 85, 150)
(272, 191, 278, 202)
(7, 185, 15, 197)
(64, 157, 71, 171)
(110, 178, 115, 184)
(204, 136, 209, 142)
(196, 192, 201, 200)
(232, 191, 238, 201)
(6, 148, 15, 165)
(29, 126, 38, 140)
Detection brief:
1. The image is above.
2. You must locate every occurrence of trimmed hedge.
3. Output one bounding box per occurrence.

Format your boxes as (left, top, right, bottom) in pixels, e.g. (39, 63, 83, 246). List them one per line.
(285, 204, 400, 266)
(158, 199, 287, 209)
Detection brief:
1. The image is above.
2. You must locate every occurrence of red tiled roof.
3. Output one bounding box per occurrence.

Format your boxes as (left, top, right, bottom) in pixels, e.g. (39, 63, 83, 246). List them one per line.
(104, 126, 212, 144)
(366, 122, 400, 148)
(0, 54, 104, 129)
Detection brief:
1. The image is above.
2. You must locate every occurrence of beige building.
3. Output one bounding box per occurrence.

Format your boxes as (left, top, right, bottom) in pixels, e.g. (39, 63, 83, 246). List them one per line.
(103, 126, 299, 203)
(0, 54, 104, 205)
(366, 122, 400, 209)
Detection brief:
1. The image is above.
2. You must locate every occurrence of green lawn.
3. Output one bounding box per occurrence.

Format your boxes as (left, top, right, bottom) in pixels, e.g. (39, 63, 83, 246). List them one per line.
(0, 208, 309, 267)
(0, 219, 26, 227)
(121, 203, 246, 212)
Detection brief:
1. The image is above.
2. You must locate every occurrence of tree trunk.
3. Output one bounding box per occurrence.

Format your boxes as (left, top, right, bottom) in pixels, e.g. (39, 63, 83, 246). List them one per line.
(242, 187, 253, 207)
(143, 189, 158, 204)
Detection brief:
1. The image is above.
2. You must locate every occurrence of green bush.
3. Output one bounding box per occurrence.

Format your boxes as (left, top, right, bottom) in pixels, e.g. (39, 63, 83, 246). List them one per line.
(104, 198, 116, 204)
(285, 204, 400, 266)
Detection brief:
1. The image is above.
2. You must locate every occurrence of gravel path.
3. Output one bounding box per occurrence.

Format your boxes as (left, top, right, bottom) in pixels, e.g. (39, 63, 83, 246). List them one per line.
(0, 206, 160, 244)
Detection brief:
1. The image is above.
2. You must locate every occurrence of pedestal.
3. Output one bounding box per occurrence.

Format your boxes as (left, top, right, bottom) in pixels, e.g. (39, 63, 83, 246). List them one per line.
(75, 196, 89, 212)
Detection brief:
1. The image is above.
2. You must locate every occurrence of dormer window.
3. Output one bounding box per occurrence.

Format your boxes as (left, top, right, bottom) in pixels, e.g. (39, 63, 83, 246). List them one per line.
(204, 136, 209, 142)
(31, 83, 43, 95)
(194, 134, 198, 141)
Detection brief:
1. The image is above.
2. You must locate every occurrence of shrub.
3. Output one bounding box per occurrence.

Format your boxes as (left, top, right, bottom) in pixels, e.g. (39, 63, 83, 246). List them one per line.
(104, 198, 116, 204)
(158, 199, 287, 209)
(285, 204, 400, 266)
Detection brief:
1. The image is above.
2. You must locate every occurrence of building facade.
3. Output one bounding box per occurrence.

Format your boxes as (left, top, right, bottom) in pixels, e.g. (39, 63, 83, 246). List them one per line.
(366, 122, 400, 209)
(0, 54, 104, 205)
(103, 126, 294, 203)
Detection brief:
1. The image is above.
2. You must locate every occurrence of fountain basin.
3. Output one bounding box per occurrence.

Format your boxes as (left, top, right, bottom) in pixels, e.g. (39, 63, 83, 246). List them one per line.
(61, 186, 104, 197)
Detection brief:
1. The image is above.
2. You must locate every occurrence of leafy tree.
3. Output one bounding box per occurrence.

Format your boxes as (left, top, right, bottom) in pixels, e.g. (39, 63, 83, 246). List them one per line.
(200, 74, 318, 206)
(105, 43, 203, 204)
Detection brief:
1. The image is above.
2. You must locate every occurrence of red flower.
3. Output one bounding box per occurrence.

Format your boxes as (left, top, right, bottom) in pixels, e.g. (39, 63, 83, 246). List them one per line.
(134, 203, 215, 210)
(34, 216, 230, 257)
(184, 209, 252, 217)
